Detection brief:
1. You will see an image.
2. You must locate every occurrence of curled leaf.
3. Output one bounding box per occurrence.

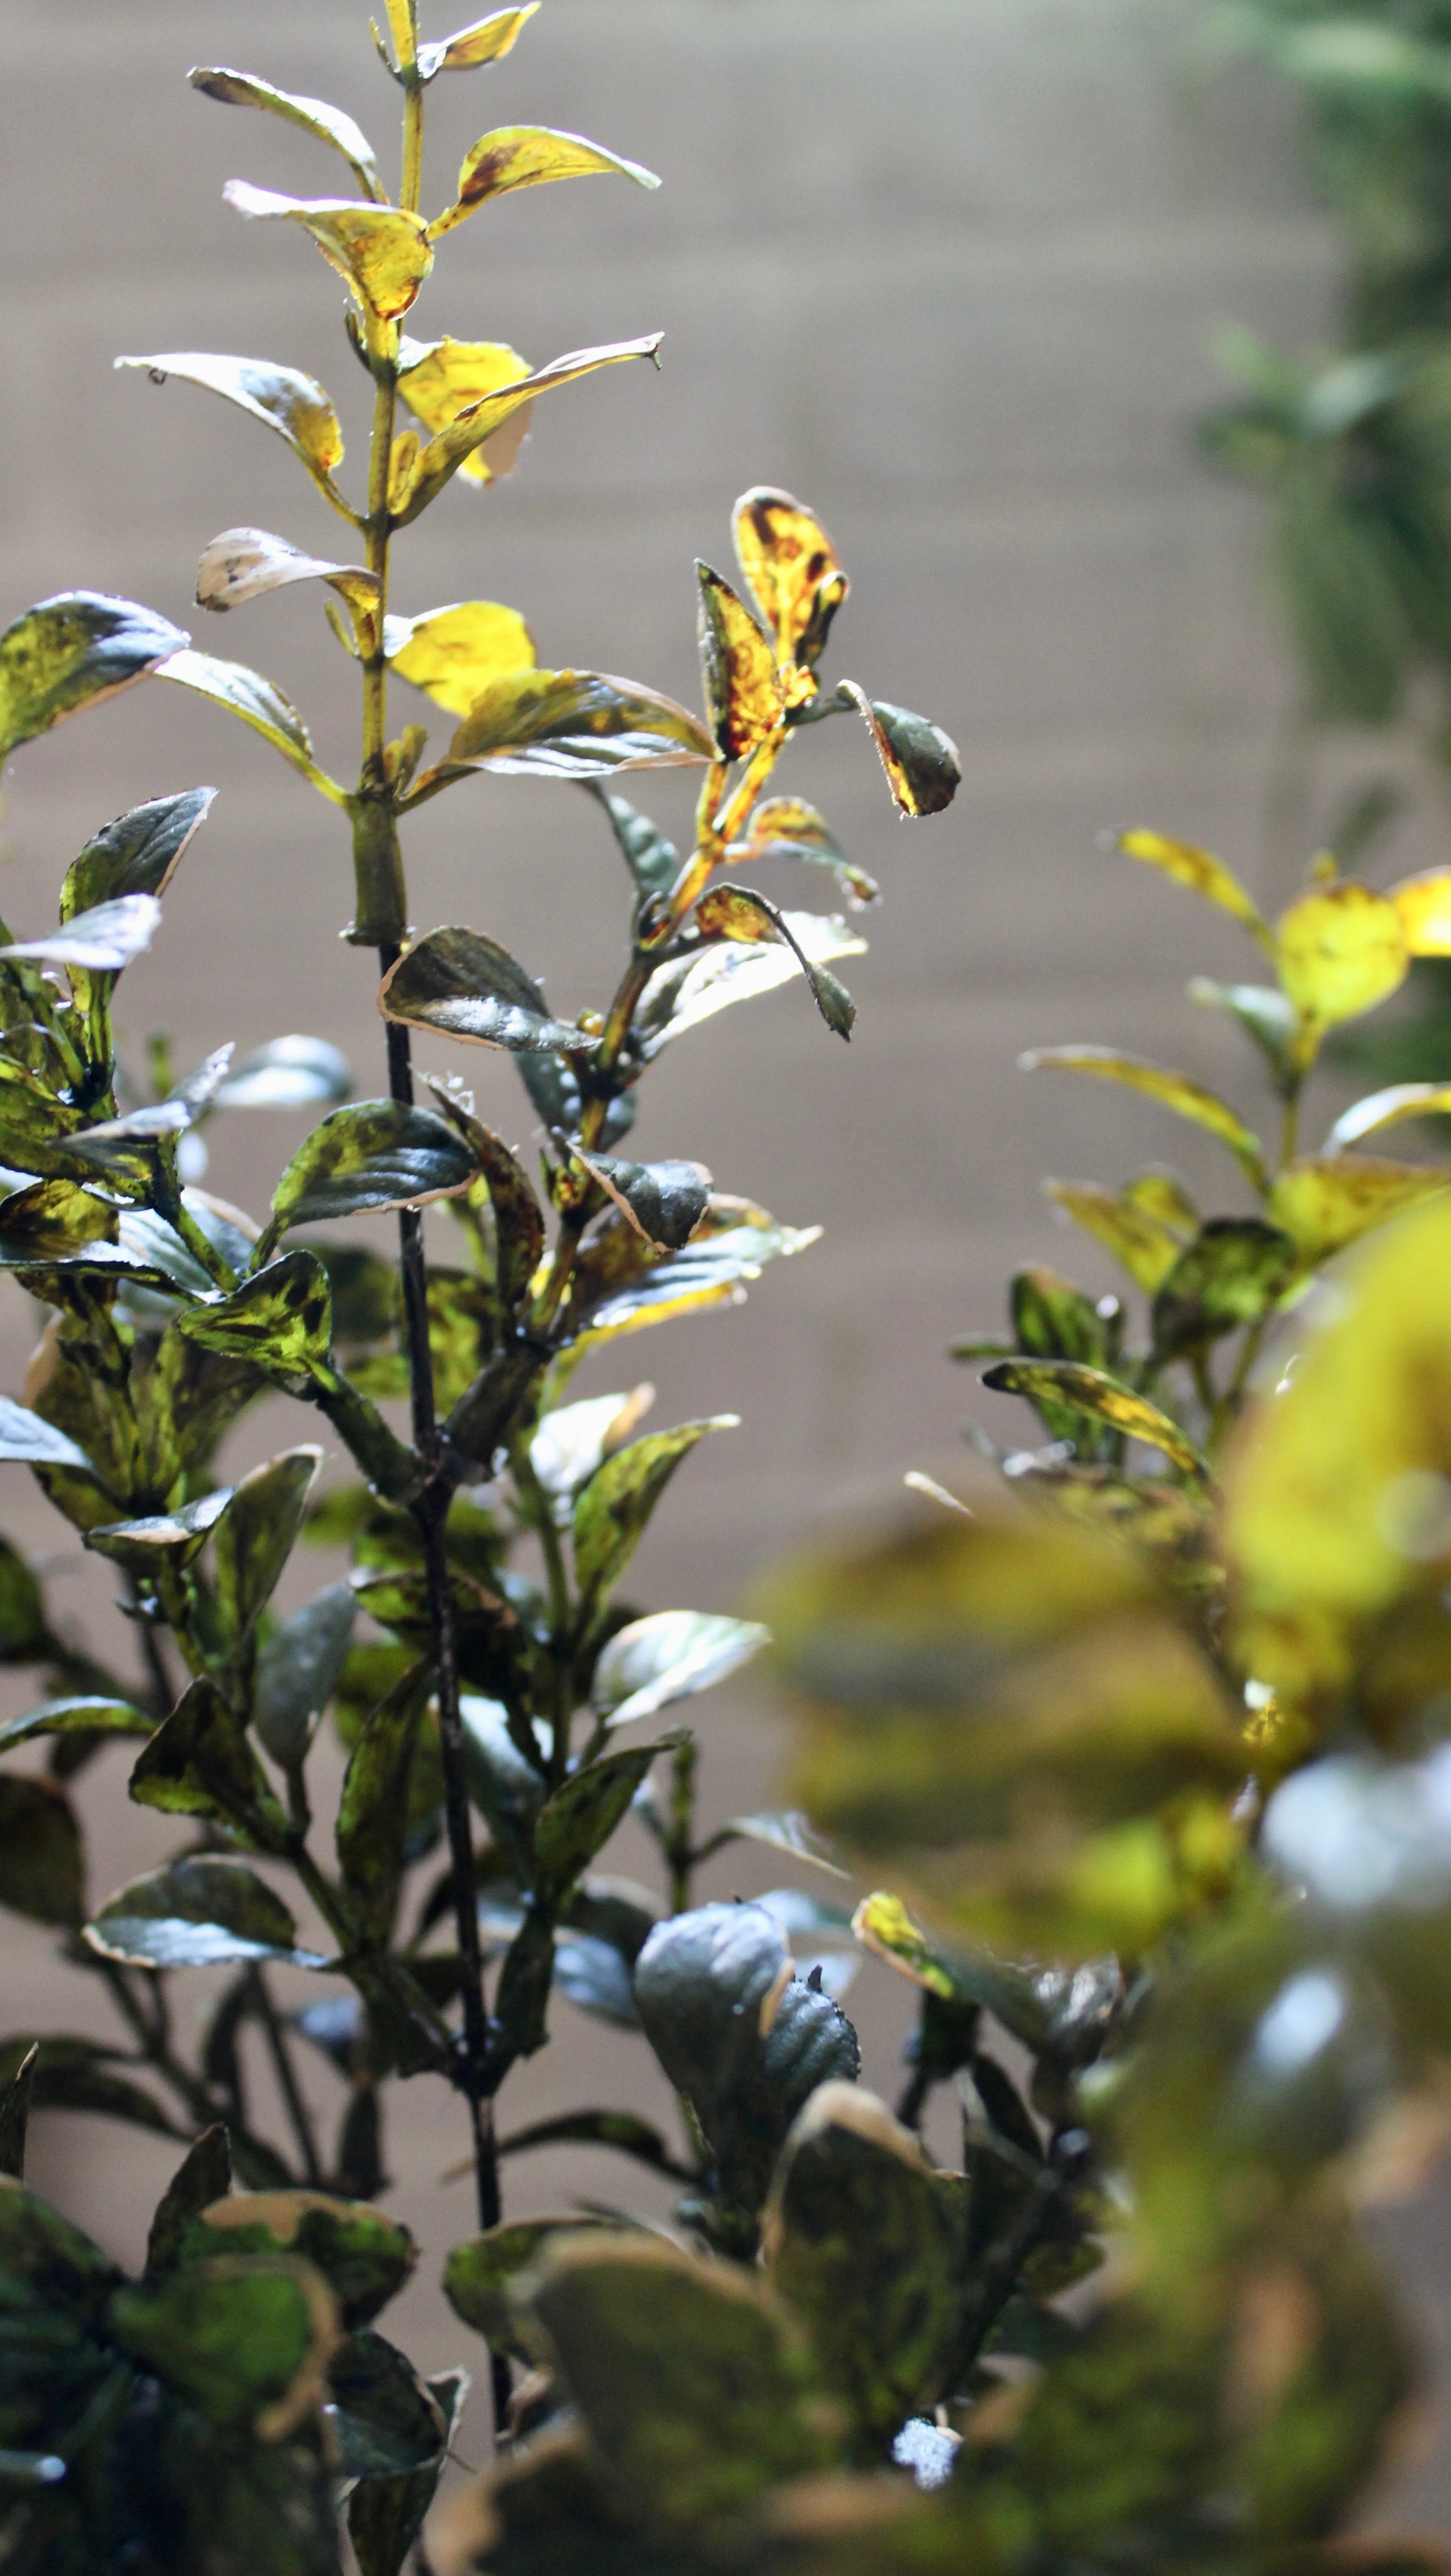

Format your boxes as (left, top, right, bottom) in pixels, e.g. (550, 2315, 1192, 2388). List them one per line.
(190, 68, 383, 200)
(195, 527, 377, 630)
(1325, 1082, 1451, 1152)
(637, 909, 865, 1051)
(592, 1609, 768, 1729)
(223, 182, 433, 322)
(728, 796, 877, 906)
(428, 125, 660, 240)
(839, 682, 961, 817)
(574, 1148, 712, 1251)
(694, 883, 856, 1037)
(417, 6, 540, 79)
(396, 337, 533, 486)
(393, 335, 663, 523)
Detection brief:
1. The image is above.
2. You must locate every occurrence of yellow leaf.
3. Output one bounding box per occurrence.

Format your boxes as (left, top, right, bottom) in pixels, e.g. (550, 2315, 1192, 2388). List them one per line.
(441, 670, 715, 778)
(116, 352, 344, 482)
(851, 1892, 956, 1998)
(1115, 829, 1271, 945)
(733, 487, 847, 672)
(222, 183, 432, 322)
(428, 126, 660, 241)
(397, 338, 532, 487)
(1275, 881, 1409, 1031)
(392, 335, 663, 524)
(418, 6, 539, 79)
(1325, 1082, 1451, 1152)
(1020, 1046, 1267, 1191)
(190, 69, 384, 202)
(386, 601, 536, 717)
(1043, 1179, 1186, 1293)
(696, 564, 783, 759)
(1388, 866, 1451, 955)
(982, 1359, 1210, 1481)
(1267, 1156, 1449, 1267)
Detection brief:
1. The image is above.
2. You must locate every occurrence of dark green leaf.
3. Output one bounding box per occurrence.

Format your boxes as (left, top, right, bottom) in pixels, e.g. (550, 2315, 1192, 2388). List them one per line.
(348, 2368, 468, 2576)
(1150, 1218, 1297, 1360)
(495, 2105, 694, 2179)
(533, 1741, 666, 1898)
(574, 1148, 712, 1252)
(179, 2190, 417, 2330)
(61, 787, 216, 919)
(443, 667, 715, 777)
(326, 2328, 447, 2478)
(110, 2252, 338, 2436)
(128, 1677, 292, 1853)
(0, 2048, 36, 2181)
(572, 1418, 737, 1619)
(265, 1101, 475, 1247)
(0, 1539, 49, 1665)
(336, 1659, 436, 1945)
(255, 1580, 356, 1769)
(695, 881, 856, 1038)
(422, 1078, 545, 1305)
(85, 1855, 325, 1970)
(589, 785, 679, 902)
(460, 1695, 547, 1852)
(494, 1910, 555, 2059)
(444, 2216, 627, 2361)
(0, 1695, 151, 1756)
(0, 592, 189, 761)
(145, 2126, 233, 2275)
(214, 1446, 321, 1642)
(178, 1250, 334, 1378)
(764, 2084, 958, 2445)
(380, 926, 599, 1053)
(839, 683, 961, 817)
(0, 1775, 83, 1925)
(0, 2169, 122, 2323)
(0, 2035, 181, 2142)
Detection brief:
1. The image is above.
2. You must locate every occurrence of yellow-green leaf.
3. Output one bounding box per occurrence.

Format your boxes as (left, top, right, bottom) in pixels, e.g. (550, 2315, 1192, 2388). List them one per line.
(396, 337, 532, 487)
(1021, 1047, 1267, 1191)
(0, 593, 189, 762)
(1042, 1179, 1186, 1293)
(392, 334, 663, 523)
(190, 68, 383, 201)
(439, 669, 715, 780)
(696, 563, 783, 758)
(733, 487, 847, 670)
(115, 351, 345, 484)
(1115, 829, 1271, 944)
(386, 601, 535, 717)
(851, 1890, 956, 1998)
(154, 648, 342, 800)
(418, 6, 540, 79)
(1275, 881, 1409, 1029)
(428, 125, 660, 241)
(1268, 1156, 1450, 1267)
(223, 182, 432, 322)
(982, 1360, 1210, 1480)
(1388, 867, 1451, 956)
(1326, 1083, 1451, 1152)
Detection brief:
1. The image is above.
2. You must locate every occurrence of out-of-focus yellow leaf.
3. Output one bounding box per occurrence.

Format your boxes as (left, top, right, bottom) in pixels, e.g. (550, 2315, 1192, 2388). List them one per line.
(397, 337, 532, 487)
(222, 183, 432, 322)
(392, 335, 663, 523)
(1388, 867, 1451, 955)
(851, 1891, 956, 1998)
(1267, 1157, 1450, 1267)
(386, 601, 535, 716)
(1225, 1198, 1451, 1707)
(982, 1359, 1210, 1481)
(1275, 881, 1409, 1032)
(428, 125, 660, 240)
(418, 6, 540, 79)
(695, 564, 783, 758)
(1043, 1180, 1186, 1293)
(115, 351, 344, 485)
(1116, 829, 1271, 944)
(194, 529, 377, 643)
(190, 68, 384, 201)
(1325, 1083, 1451, 1152)
(733, 487, 847, 670)
(1021, 1047, 1267, 1191)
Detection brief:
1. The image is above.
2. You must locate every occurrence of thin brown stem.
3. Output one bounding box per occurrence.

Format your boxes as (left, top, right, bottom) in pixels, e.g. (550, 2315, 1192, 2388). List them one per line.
(248, 1965, 324, 2187)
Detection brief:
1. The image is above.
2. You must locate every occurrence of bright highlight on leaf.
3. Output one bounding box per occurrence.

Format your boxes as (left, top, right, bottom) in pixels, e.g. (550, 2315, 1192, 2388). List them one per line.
(396, 338, 532, 486)
(428, 125, 661, 241)
(417, 6, 541, 80)
(195, 527, 377, 632)
(222, 182, 434, 322)
(391, 334, 664, 521)
(116, 351, 346, 487)
(438, 669, 715, 779)
(1387, 866, 1451, 954)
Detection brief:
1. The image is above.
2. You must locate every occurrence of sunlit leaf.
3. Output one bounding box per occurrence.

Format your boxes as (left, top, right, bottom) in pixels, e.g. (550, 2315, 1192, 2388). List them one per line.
(223, 182, 433, 321)
(1116, 829, 1271, 942)
(1276, 881, 1409, 1030)
(575, 1147, 712, 1250)
(728, 795, 878, 906)
(839, 683, 962, 817)
(695, 881, 855, 1037)
(428, 125, 660, 241)
(154, 647, 328, 790)
(392, 334, 663, 522)
(386, 599, 535, 715)
(380, 926, 599, 1052)
(85, 1486, 233, 1575)
(0, 893, 158, 974)
(213, 1034, 351, 1112)
(178, 1251, 333, 1379)
(190, 67, 383, 200)
(983, 1359, 1210, 1479)
(733, 486, 847, 671)
(637, 909, 866, 1054)
(1325, 1082, 1451, 1151)
(61, 787, 215, 920)
(441, 668, 715, 779)
(0, 592, 189, 761)
(696, 562, 783, 757)
(1046, 1177, 1188, 1297)
(0, 1695, 150, 1757)
(1189, 974, 1298, 1079)
(417, 5, 540, 79)
(591, 1608, 768, 1729)
(396, 335, 534, 489)
(265, 1100, 475, 1240)
(85, 1856, 325, 1971)
(573, 1417, 737, 1618)
(1022, 1046, 1268, 1190)
(0, 1397, 90, 1470)
(573, 1209, 819, 1345)
(1267, 1156, 1450, 1267)
(1388, 866, 1451, 956)
(195, 526, 376, 632)
(116, 350, 345, 485)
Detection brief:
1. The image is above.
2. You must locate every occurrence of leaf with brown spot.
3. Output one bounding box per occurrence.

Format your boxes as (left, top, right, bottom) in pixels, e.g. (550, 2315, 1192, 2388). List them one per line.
(195, 528, 377, 640)
(695, 883, 855, 1038)
(428, 125, 660, 240)
(223, 183, 433, 322)
(733, 487, 847, 671)
(696, 563, 783, 758)
(417, 6, 540, 78)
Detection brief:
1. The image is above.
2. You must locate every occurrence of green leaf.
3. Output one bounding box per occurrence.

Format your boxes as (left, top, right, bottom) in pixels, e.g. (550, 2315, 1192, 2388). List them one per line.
(264, 1102, 476, 1246)
(443, 668, 715, 778)
(214, 1446, 321, 1642)
(154, 648, 336, 794)
(523, 2237, 835, 2522)
(213, 1034, 351, 1112)
(590, 786, 679, 902)
(764, 2084, 958, 2445)
(190, 67, 383, 200)
(0, 592, 189, 761)
(839, 683, 961, 817)
(0, 1539, 49, 1666)
(429, 124, 660, 240)
(0, 2049, 36, 2181)
(0, 1695, 151, 1757)
(533, 1742, 666, 1899)
(224, 182, 433, 322)
(0, 1396, 90, 1470)
(0, 1776, 83, 1926)
(392, 336, 665, 524)
(728, 794, 879, 907)
(128, 1677, 292, 1854)
(575, 1147, 712, 1250)
(417, 6, 539, 79)
(61, 787, 216, 919)
(180, 2190, 417, 2330)
(110, 2252, 339, 2437)
(1021, 1046, 1268, 1190)
(421, 1078, 545, 1305)
(85, 1855, 325, 1971)
(444, 2217, 627, 2361)
(1150, 1218, 1296, 1360)
(0, 2169, 122, 2322)
(327, 2328, 447, 2478)
(146, 2128, 234, 2278)
(348, 2369, 468, 2576)
(380, 927, 599, 1053)
(572, 1417, 737, 1618)
(694, 882, 856, 1038)
(336, 1659, 436, 1945)
(0, 2038, 180, 2144)
(178, 1249, 334, 1377)
(85, 1486, 233, 1575)
(982, 1359, 1209, 1480)
(591, 1609, 768, 1729)
(495, 2106, 694, 2178)
(256, 1580, 356, 1770)
(116, 350, 346, 490)
(633, 1901, 860, 2214)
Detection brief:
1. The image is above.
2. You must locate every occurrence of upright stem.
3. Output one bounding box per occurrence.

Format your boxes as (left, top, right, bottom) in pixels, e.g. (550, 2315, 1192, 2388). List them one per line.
(248, 1965, 324, 2187)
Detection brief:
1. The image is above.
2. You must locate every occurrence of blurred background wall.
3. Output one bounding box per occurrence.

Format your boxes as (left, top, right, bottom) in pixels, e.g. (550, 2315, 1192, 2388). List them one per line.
(2, 0, 1448, 2529)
